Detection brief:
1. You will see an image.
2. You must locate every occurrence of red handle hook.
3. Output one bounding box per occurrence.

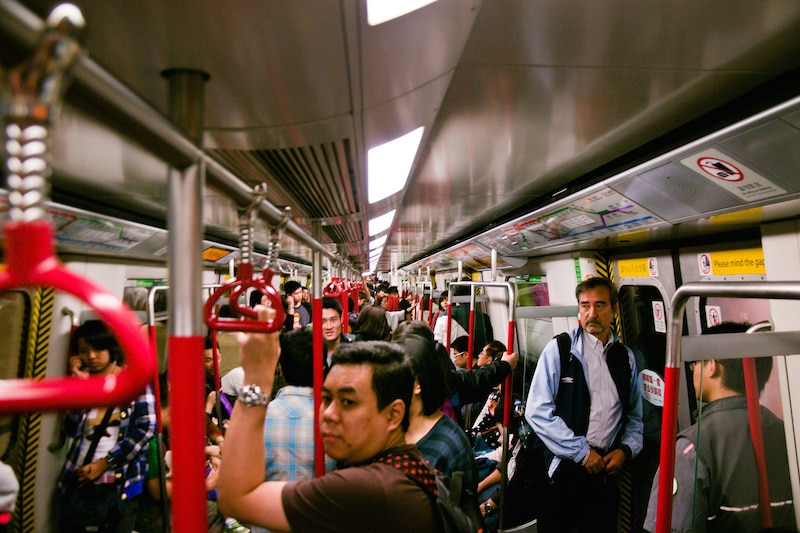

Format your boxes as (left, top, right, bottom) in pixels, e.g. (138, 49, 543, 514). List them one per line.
(0, 221, 155, 414)
(324, 277, 343, 297)
(204, 263, 285, 332)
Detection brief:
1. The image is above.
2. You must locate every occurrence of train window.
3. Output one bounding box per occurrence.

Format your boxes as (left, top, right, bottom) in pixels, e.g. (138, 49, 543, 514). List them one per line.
(0, 291, 30, 459)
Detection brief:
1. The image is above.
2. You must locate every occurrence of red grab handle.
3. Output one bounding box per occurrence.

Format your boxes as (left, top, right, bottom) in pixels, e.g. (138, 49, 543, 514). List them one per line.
(0, 221, 155, 414)
(204, 263, 285, 332)
(324, 277, 343, 297)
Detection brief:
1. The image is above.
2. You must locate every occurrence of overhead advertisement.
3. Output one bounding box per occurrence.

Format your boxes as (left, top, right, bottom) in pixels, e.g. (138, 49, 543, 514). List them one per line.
(477, 188, 664, 254)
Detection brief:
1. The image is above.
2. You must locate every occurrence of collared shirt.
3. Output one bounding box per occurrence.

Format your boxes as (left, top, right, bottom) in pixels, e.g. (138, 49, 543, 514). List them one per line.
(60, 385, 156, 500)
(582, 330, 622, 451)
(263, 386, 334, 482)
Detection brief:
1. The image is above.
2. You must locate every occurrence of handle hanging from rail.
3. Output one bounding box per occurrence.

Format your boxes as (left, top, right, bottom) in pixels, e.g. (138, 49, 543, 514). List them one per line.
(0, 5, 154, 414)
(204, 183, 284, 332)
(323, 277, 343, 297)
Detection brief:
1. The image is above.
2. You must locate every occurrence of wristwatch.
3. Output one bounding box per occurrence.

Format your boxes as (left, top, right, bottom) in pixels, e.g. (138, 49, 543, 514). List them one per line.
(237, 384, 269, 406)
(483, 501, 494, 515)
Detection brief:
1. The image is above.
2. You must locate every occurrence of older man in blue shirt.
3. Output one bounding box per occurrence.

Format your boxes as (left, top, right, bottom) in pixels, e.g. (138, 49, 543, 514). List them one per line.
(526, 277, 643, 533)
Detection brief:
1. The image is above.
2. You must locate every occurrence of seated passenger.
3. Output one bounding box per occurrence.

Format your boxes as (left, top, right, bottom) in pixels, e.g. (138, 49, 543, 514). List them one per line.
(393, 321, 479, 495)
(218, 307, 438, 533)
(643, 322, 796, 532)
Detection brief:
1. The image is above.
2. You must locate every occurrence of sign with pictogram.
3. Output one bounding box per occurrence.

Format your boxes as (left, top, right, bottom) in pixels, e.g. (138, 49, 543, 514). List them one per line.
(706, 305, 722, 327)
(652, 301, 666, 333)
(681, 148, 785, 202)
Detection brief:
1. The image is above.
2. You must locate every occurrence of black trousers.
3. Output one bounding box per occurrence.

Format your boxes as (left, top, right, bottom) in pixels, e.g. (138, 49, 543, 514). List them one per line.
(536, 459, 620, 533)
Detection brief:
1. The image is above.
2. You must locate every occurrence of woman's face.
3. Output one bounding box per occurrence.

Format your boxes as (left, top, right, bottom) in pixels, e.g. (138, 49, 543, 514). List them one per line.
(76, 338, 116, 375)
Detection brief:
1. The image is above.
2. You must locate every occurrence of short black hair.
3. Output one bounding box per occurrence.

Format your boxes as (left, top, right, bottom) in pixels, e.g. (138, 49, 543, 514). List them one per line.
(322, 296, 342, 317)
(575, 277, 619, 306)
(71, 320, 124, 365)
(451, 335, 470, 353)
(706, 322, 773, 393)
(279, 328, 314, 387)
(483, 340, 506, 361)
(284, 280, 302, 295)
(330, 341, 414, 431)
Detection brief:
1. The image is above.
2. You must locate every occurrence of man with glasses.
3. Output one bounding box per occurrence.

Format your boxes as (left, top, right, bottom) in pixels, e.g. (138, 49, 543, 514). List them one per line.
(643, 322, 795, 532)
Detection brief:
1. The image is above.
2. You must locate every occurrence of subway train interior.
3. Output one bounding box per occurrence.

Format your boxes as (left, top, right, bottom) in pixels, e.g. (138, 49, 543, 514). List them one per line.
(3, 0, 800, 532)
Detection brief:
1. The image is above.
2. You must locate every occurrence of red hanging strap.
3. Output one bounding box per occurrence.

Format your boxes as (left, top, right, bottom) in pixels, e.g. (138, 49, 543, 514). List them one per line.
(204, 263, 285, 332)
(0, 221, 154, 413)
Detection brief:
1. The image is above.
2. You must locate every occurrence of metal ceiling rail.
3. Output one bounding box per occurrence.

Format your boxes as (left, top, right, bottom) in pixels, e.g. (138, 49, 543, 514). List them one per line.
(0, 0, 341, 266)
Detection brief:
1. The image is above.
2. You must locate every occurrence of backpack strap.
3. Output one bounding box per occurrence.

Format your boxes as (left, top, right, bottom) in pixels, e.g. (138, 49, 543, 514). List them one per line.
(555, 332, 572, 368)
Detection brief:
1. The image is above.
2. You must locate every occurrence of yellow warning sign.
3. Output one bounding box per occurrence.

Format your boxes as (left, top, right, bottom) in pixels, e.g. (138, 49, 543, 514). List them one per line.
(618, 257, 658, 278)
(701, 248, 765, 276)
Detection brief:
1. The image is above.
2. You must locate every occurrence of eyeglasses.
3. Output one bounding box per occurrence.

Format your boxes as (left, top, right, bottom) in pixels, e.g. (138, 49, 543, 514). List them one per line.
(452, 351, 465, 358)
(689, 360, 701, 371)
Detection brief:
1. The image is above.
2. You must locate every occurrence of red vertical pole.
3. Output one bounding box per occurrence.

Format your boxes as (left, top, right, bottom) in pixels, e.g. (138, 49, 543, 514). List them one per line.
(427, 293, 434, 328)
(742, 357, 773, 529)
(312, 297, 325, 477)
(656, 366, 681, 533)
(149, 325, 163, 433)
(503, 321, 514, 427)
(341, 291, 349, 334)
(467, 309, 476, 369)
(169, 335, 207, 533)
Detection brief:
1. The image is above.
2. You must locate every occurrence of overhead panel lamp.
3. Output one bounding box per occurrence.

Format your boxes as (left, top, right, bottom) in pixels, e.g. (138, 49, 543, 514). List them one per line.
(367, 127, 424, 204)
(369, 235, 387, 250)
(368, 209, 396, 237)
(366, 0, 438, 26)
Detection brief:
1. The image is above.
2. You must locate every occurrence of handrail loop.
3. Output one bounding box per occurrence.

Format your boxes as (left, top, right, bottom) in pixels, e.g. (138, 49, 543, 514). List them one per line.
(0, 4, 154, 414)
(204, 184, 284, 332)
(324, 277, 343, 297)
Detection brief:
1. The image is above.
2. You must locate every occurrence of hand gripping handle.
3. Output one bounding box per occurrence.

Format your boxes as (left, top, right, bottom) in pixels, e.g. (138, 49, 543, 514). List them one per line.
(0, 221, 155, 414)
(323, 277, 343, 297)
(204, 263, 285, 332)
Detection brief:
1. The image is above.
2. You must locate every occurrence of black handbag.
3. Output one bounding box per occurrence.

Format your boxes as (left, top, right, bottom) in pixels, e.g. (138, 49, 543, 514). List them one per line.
(59, 408, 124, 532)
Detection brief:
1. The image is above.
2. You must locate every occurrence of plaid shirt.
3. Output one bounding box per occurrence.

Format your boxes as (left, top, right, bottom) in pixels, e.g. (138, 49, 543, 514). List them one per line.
(263, 386, 333, 482)
(59, 385, 157, 500)
(254, 386, 333, 533)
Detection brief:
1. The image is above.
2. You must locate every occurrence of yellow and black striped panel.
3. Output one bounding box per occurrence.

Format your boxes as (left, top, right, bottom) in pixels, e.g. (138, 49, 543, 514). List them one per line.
(13, 286, 54, 533)
(593, 252, 633, 533)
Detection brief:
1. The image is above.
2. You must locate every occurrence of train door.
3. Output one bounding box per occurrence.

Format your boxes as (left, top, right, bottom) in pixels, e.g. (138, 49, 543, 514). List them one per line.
(614, 251, 674, 532)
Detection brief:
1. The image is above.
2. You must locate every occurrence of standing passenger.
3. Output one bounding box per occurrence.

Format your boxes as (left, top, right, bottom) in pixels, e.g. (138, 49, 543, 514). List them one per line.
(251, 328, 334, 533)
(321, 297, 351, 368)
(57, 320, 156, 533)
(525, 277, 643, 533)
(643, 322, 795, 532)
(218, 307, 438, 533)
(283, 281, 310, 330)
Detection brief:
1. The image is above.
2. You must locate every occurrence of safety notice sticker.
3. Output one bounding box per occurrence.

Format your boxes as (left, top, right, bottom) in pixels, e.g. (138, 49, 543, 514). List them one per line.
(681, 148, 785, 202)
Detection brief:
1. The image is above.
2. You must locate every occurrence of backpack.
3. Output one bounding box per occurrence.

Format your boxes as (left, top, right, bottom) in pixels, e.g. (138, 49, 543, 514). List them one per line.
(433, 470, 485, 533)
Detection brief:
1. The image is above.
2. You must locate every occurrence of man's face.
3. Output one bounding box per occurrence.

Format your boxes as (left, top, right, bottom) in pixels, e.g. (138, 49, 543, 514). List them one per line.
(320, 364, 396, 465)
(322, 308, 342, 343)
(451, 349, 467, 369)
(203, 348, 219, 377)
(577, 285, 618, 343)
(476, 345, 493, 367)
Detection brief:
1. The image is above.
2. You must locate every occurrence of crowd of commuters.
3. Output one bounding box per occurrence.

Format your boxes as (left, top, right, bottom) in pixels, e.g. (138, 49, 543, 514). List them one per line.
(46, 277, 796, 532)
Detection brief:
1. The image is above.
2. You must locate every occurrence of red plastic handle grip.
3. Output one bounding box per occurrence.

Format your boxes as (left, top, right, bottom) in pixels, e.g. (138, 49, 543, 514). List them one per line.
(0, 221, 155, 414)
(204, 263, 285, 332)
(324, 277, 343, 297)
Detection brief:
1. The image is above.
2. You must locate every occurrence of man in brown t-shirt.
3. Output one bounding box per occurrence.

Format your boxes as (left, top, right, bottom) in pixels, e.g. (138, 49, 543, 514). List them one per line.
(218, 306, 438, 532)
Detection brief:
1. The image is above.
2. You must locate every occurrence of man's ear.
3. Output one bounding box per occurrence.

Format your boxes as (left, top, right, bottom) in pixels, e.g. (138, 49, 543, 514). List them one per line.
(413, 379, 422, 396)
(385, 399, 406, 432)
(708, 359, 723, 378)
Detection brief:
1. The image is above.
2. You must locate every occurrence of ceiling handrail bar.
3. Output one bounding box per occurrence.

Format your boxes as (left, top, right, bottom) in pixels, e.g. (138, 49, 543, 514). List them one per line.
(0, 0, 339, 265)
(656, 281, 800, 533)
